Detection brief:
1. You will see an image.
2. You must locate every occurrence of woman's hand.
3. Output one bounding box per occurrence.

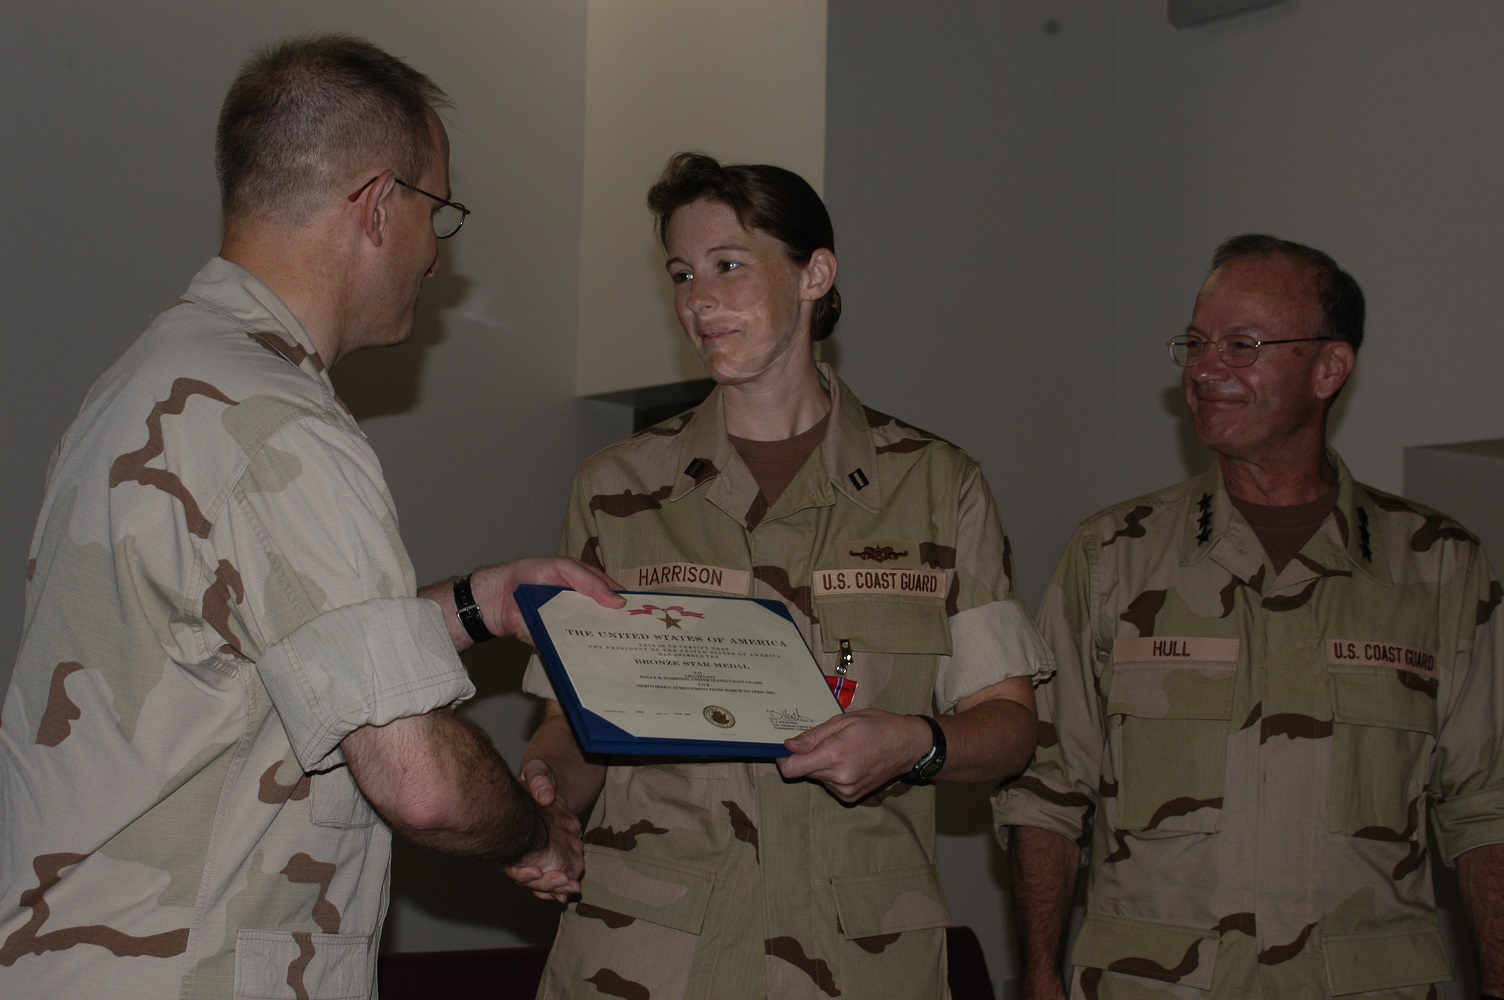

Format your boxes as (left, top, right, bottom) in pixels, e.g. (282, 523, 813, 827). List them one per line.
(775, 710, 931, 802)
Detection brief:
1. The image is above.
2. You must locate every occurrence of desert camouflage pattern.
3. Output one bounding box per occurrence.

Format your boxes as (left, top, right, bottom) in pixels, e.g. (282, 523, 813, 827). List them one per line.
(993, 455, 1504, 999)
(0, 259, 475, 999)
(522, 364, 1051, 999)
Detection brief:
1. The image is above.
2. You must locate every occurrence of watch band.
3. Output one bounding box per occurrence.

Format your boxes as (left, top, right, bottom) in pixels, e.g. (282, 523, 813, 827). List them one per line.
(453, 574, 495, 644)
(905, 714, 947, 784)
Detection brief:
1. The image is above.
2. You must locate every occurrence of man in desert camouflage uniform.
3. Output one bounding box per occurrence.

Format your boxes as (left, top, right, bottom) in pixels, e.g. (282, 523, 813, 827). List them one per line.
(517, 361, 1051, 999)
(994, 234, 1504, 999)
(0, 36, 617, 999)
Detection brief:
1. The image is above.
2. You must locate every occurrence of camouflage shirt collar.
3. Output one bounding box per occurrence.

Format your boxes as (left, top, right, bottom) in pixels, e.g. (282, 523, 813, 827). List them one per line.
(1181, 450, 1392, 587)
(187, 258, 335, 385)
(665, 387, 746, 507)
(1329, 454, 1392, 585)
(666, 363, 882, 514)
(819, 363, 884, 513)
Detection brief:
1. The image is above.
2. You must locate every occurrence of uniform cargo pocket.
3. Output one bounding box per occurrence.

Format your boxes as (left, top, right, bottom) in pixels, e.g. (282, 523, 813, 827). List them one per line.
(234, 929, 371, 999)
(1106, 658, 1236, 833)
(1322, 922, 1450, 996)
(830, 864, 950, 939)
(814, 595, 951, 656)
(1328, 666, 1437, 837)
(578, 844, 717, 934)
(1071, 911, 1218, 993)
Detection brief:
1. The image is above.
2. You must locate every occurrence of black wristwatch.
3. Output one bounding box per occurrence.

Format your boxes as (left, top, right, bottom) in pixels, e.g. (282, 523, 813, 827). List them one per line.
(453, 574, 495, 644)
(904, 715, 947, 784)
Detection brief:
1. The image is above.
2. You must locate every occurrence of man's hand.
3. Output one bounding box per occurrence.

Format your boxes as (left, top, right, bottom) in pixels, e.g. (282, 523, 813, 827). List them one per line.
(471, 557, 623, 643)
(776, 710, 930, 802)
(504, 760, 583, 903)
(424, 557, 624, 651)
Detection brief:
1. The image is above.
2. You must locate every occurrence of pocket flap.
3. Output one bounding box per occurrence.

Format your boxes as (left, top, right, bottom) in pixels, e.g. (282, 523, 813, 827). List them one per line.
(1329, 666, 1438, 734)
(235, 930, 371, 999)
(579, 844, 716, 934)
(1323, 923, 1450, 995)
(1071, 911, 1218, 992)
(1106, 659, 1237, 721)
(830, 865, 950, 939)
(815, 597, 951, 655)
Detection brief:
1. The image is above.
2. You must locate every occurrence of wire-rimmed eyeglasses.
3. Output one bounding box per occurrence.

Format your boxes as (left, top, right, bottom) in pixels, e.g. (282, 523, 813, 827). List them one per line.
(347, 176, 470, 238)
(1167, 335, 1334, 368)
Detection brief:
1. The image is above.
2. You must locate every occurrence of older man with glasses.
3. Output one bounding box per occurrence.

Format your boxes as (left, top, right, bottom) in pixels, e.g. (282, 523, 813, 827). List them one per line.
(0, 34, 619, 1000)
(995, 234, 1504, 1000)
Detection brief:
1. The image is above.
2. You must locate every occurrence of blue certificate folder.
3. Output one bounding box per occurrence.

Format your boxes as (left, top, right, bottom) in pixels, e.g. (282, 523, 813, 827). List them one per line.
(516, 585, 841, 758)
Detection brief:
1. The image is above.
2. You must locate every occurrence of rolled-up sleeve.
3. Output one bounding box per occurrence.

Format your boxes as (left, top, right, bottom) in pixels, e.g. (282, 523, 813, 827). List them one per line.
(258, 597, 474, 771)
(935, 465, 1054, 714)
(1430, 544, 1504, 863)
(212, 407, 475, 769)
(937, 600, 1053, 715)
(992, 524, 1102, 849)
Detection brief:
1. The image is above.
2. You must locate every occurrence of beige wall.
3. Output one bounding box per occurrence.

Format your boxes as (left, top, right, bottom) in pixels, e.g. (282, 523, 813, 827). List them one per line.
(576, 0, 828, 396)
(4, 0, 1503, 993)
(1109, 1, 1504, 500)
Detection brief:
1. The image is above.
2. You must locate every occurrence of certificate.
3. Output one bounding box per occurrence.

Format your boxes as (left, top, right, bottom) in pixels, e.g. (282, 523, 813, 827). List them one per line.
(516, 585, 842, 757)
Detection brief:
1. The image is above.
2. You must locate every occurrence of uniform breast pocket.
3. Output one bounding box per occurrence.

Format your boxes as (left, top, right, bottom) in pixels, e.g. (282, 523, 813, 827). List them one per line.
(1327, 665, 1437, 837)
(814, 595, 951, 711)
(814, 595, 952, 656)
(1105, 652, 1238, 834)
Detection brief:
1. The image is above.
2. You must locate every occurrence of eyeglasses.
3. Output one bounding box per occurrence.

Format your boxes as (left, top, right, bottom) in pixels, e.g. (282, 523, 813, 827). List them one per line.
(347, 176, 471, 238)
(1167, 334, 1334, 368)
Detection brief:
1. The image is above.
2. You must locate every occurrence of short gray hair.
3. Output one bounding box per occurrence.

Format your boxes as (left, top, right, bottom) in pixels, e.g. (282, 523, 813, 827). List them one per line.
(216, 34, 450, 228)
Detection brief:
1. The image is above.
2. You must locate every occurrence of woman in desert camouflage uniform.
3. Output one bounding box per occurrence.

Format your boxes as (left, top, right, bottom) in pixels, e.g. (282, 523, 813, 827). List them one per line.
(513, 153, 1052, 1000)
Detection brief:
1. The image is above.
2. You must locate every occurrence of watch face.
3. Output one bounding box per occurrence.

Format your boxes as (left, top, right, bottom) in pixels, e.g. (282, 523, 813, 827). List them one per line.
(905, 715, 946, 783)
(909, 749, 944, 783)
